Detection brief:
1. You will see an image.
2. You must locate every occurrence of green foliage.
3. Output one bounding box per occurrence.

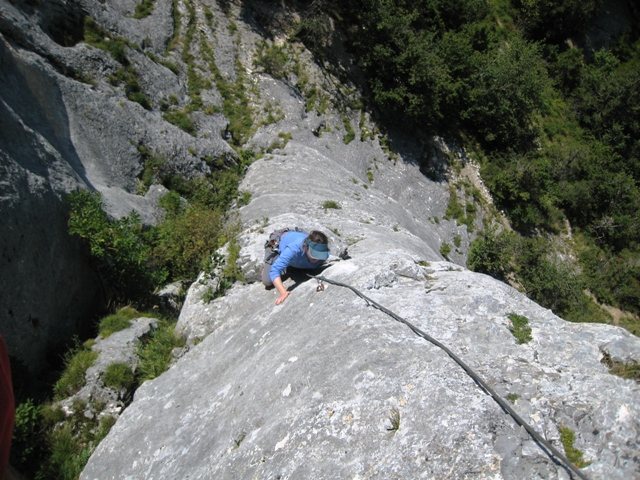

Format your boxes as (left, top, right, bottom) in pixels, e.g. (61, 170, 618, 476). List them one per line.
(163, 109, 196, 135)
(133, 0, 156, 19)
(577, 235, 640, 316)
(559, 426, 591, 468)
(506, 393, 519, 403)
(618, 316, 640, 337)
(42, 423, 92, 480)
(166, 0, 181, 53)
(109, 66, 152, 109)
(255, 41, 291, 80)
(222, 236, 244, 285)
(342, 115, 356, 144)
(464, 36, 549, 150)
(322, 200, 341, 210)
(137, 320, 185, 382)
(67, 190, 165, 299)
(11, 400, 46, 472)
(200, 38, 254, 145)
(572, 48, 640, 188)
(507, 313, 532, 344)
(468, 229, 517, 280)
(137, 144, 167, 190)
(13, 397, 115, 480)
(53, 344, 98, 400)
(366, 168, 374, 183)
(98, 306, 140, 338)
(84, 17, 129, 64)
(102, 363, 136, 391)
(238, 190, 251, 206)
(154, 203, 224, 280)
(468, 229, 612, 322)
(336, 0, 549, 150)
(513, 0, 600, 44)
(386, 407, 400, 432)
(266, 132, 292, 152)
(440, 242, 452, 258)
(35, 401, 114, 480)
(445, 186, 476, 231)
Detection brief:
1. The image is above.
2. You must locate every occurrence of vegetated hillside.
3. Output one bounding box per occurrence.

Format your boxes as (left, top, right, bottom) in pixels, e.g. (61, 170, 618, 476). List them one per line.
(288, 0, 640, 332)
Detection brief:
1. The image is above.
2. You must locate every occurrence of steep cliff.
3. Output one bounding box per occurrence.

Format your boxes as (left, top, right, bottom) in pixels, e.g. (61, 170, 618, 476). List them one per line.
(81, 4, 640, 478)
(1, 0, 638, 478)
(0, 0, 234, 377)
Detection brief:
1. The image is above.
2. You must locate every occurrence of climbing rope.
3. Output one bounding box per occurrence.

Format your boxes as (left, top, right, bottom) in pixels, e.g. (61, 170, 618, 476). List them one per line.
(309, 274, 590, 480)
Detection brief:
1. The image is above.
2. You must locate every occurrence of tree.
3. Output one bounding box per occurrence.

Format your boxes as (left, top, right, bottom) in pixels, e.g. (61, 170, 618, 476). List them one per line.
(463, 36, 550, 151)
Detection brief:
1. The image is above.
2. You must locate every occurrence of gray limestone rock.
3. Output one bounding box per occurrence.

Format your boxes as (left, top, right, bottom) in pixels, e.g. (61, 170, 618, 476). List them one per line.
(82, 13, 640, 477)
(83, 255, 640, 480)
(0, 0, 235, 376)
(59, 317, 157, 417)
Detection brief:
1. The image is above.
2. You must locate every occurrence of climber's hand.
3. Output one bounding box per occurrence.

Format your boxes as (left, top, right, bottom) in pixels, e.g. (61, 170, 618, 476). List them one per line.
(275, 291, 289, 305)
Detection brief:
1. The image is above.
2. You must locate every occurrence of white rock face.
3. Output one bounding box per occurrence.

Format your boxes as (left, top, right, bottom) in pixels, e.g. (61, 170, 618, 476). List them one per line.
(83, 35, 640, 480)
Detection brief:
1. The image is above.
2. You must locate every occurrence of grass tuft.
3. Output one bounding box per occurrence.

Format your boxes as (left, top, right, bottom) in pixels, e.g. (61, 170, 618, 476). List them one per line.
(559, 426, 591, 468)
(137, 320, 185, 382)
(98, 306, 140, 338)
(601, 352, 640, 381)
(386, 407, 400, 432)
(102, 363, 136, 391)
(53, 346, 99, 400)
(507, 313, 533, 344)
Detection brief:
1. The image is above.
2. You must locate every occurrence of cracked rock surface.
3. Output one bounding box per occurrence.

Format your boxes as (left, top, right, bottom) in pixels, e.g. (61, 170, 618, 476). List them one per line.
(82, 4, 639, 479)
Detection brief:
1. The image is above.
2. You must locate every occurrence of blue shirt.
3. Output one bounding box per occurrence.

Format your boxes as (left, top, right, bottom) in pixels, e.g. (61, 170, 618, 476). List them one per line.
(269, 231, 324, 282)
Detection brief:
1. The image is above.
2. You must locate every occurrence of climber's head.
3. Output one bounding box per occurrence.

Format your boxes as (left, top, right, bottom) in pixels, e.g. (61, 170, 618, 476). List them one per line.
(304, 231, 329, 262)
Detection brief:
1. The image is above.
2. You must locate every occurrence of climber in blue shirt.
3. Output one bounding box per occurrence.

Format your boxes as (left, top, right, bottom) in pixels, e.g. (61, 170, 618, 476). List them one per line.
(262, 230, 330, 305)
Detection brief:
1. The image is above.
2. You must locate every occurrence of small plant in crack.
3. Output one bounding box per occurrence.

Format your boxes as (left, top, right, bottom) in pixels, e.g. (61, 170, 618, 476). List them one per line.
(386, 407, 400, 432)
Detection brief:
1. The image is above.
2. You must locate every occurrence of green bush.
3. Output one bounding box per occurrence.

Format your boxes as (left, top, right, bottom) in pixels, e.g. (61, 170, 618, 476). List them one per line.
(11, 400, 46, 472)
(440, 242, 452, 258)
(200, 39, 255, 145)
(154, 204, 224, 279)
(44, 424, 92, 480)
(67, 190, 165, 300)
(110, 66, 151, 110)
(137, 145, 167, 190)
(467, 229, 517, 280)
(445, 186, 475, 231)
(342, 115, 356, 144)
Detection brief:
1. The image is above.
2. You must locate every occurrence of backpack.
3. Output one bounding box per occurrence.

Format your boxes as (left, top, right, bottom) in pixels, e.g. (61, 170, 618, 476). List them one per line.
(263, 227, 305, 264)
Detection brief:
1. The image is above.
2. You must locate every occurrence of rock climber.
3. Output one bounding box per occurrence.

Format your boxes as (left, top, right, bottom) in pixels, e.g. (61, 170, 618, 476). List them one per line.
(262, 229, 330, 305)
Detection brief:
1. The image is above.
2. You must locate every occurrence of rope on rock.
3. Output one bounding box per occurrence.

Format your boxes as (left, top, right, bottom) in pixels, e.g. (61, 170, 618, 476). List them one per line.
(309, 273, 590, 480)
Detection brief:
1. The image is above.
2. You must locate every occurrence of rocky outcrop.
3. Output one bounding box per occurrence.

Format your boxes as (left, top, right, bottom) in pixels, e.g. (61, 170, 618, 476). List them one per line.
(81, 5, 640, 478)
(0, 0, 235, 376)
(58, 317, 158, 419)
